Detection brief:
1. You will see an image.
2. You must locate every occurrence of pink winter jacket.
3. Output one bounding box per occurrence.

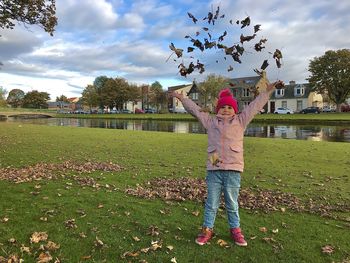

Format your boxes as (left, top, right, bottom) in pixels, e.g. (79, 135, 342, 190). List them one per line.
(180, 90, 272, 172)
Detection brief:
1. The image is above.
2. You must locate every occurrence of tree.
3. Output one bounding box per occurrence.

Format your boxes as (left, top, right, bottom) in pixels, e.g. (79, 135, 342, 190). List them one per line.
(150, 81, 167, 111)
(0, 0, 57, 36)
(0, 87, 7, 107)
(81, 85, 98, 111)
(93, 76, 109, 109)
(6, 88, 25, 108)
(198, 74, 228, 109)
(22, 90, 50, 108)
(308, 49, 350, 111)
(56, 95, 69, 103)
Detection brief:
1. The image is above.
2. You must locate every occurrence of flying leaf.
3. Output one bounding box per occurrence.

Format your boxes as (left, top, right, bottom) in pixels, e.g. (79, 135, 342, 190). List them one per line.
(187, 12, 198, 24)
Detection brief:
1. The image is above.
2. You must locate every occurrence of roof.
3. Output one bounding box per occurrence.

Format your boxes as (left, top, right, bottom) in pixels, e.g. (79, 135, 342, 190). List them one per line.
(167, 84, 192, 91)
(270, 83, 312, 100)
(228, 76, 261, 86)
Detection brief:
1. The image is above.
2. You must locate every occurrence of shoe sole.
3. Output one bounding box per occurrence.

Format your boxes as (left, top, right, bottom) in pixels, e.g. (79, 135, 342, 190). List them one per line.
(235, 242, 247, 247)
(195, 239, 206, 245)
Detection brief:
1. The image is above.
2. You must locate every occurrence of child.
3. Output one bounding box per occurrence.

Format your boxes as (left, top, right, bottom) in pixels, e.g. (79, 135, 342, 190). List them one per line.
(170, 80, 283, 246)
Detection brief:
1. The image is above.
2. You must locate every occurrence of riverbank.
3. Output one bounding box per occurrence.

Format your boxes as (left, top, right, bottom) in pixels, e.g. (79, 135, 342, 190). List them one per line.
(55, 112, 350, 125)
(0, 123, 349, 262)
(1, 107, 350, 125)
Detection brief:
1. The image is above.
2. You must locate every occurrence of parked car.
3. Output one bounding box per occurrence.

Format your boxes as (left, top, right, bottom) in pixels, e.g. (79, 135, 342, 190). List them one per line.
(322, 106, 336, 112)
(299, 106, 321, 114)
(135, 108, 145, 114)
(274, 107, 294, 114)
(144, 108, 157, 113)
(120, 109, 132, 114)
(173, 108, 187, 113)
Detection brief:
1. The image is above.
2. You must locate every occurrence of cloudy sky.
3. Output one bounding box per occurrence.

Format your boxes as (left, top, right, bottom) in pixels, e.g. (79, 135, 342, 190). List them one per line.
(0, 0, 349, 100)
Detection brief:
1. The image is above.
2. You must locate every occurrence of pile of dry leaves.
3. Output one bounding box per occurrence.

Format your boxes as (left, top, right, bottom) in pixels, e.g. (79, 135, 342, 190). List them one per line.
(125, 177, 350, 219)
(0, 161, 122, 184)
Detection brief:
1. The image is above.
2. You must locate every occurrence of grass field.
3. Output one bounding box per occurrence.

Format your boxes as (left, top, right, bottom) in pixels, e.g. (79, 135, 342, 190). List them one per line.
(0, 122, 349, 262)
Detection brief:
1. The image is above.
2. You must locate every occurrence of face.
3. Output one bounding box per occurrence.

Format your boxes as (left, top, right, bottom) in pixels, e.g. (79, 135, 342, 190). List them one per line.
(218, 105, 235, 116)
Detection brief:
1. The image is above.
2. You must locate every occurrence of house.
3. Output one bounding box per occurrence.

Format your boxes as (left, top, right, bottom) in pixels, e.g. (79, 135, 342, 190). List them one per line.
(183, 71, 269, 113)
(168, 83, 193, 113)
(269, 81, 323, 113)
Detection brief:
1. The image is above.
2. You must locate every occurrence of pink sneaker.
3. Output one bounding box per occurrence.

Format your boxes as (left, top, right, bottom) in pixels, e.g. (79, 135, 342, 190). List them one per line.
(230, 227, 247, 246)
(195, 227, 214, 245)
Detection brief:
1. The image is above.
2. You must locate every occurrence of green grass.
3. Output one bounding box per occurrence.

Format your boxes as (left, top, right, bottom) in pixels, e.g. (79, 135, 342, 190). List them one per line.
(0, 123, 349, 262)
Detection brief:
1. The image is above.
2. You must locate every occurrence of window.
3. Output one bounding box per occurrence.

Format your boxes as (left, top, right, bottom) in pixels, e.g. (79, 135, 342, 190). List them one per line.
(275, 89, 284, 97)
(243, 88, 250, 97)
(282, 101, 287, 108)
(294, 85, 305, 96)
(191, 92, 199, 100)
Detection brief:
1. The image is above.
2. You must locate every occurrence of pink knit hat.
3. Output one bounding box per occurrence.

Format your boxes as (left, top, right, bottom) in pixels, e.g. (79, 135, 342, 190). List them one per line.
(216, 88, 238, 113)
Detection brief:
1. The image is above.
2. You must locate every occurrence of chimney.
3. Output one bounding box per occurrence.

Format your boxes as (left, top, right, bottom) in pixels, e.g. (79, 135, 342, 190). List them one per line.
(289, 80, 296, 85)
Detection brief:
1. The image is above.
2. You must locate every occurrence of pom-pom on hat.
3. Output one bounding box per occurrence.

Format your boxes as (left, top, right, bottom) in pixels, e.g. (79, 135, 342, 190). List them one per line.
(216, 88, 238, 114)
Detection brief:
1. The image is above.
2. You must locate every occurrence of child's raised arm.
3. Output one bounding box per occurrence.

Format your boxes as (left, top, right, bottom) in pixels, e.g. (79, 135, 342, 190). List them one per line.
(169, 90, 211, 130)
(239, 80, 284, 127)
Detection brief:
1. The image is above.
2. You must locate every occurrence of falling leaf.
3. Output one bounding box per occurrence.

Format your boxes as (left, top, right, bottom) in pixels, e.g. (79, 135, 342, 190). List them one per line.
(321, 245, 335, 254)
(30, 232, 48, 243)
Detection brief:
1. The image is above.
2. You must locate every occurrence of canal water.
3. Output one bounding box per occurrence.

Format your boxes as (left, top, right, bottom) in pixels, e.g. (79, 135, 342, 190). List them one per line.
(2, 117, 350, 142)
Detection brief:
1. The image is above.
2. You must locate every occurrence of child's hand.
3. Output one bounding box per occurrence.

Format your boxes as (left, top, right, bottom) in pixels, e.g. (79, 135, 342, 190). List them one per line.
(169, 91, 184, 100)
(266, 80, 284, 92)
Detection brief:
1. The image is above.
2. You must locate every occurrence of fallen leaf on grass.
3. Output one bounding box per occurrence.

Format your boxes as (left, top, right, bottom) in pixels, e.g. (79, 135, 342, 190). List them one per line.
(122, 251, 140, 258)
(1, 217, 9, 223)
(171, 257, 177, 263)
(192, 211, 200, 217)
(133, 236, 141, 242)
(94, 237, 104, 248)
(37, 252, 52, 263)
(45, 241, 60, 251)
(272, 229, 279, 234)
(20, 245, 31, 254)
(259, 227, 267, 233)
(321, 245, 335, 254)
(8, 238, 16, 244)
(217, 239, 229, 247)
(167, 245, 174, 251)
(30, 232, 48, 243)
(64, 219, 77, 229)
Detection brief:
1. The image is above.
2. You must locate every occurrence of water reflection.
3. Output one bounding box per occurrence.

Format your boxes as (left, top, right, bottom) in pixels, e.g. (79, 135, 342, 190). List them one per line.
(2, 117, 350, 142)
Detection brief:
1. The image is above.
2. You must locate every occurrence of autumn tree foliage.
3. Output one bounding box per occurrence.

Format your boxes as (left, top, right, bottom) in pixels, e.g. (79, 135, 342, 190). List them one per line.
(0, 0, 57, 36)
(6, 88, 25, 108)
(308, 49, 350, 111)
(22, 90, 50, 108)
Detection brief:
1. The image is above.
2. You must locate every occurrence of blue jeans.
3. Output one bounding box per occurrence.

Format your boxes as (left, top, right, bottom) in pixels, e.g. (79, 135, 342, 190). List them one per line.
(203, 170, 241, 229)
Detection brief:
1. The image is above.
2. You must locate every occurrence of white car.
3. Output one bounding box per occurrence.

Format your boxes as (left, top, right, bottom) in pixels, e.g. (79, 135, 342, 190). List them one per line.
(274, 107, 294, 114)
